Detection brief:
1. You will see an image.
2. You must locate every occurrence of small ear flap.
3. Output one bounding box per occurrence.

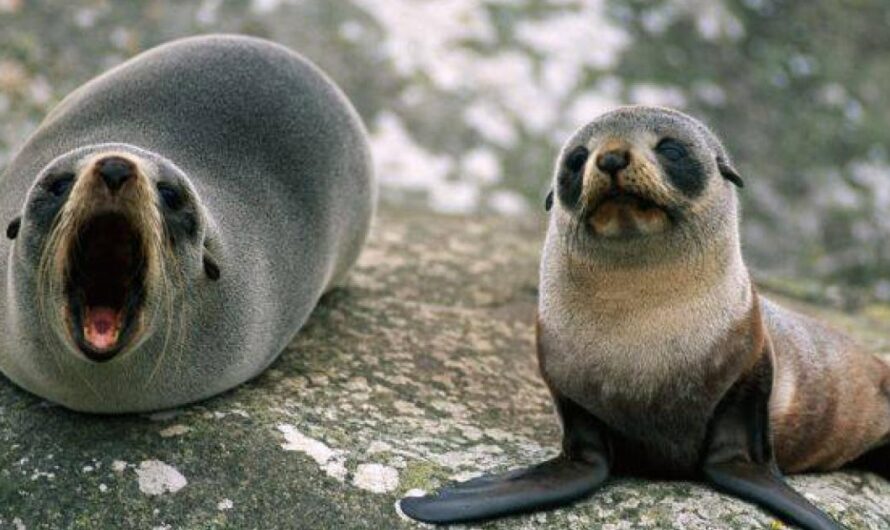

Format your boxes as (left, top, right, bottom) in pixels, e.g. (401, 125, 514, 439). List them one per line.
(6, 216, 21, 240)
(545, 190, 554, 212)
(203, 252, 221, 281)
(718, 158, 744, 188)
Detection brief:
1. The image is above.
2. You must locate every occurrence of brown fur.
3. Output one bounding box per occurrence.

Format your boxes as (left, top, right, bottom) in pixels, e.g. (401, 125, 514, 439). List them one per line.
(766, 299, 890, 472)
(541, 105, 890, 479)
(538, 286, 770, 478)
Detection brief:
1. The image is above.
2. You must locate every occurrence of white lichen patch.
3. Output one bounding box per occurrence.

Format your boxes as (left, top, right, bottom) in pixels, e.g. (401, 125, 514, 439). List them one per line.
(430, 400, 468, 416)
(277, 424, 348, 482)
(352, 463, 399, 494)
(29, 471, 54, 481)
(366, 441, 393, 455)
(159, 424, 191, 438)
(324, 460, 348, 482)
(135, 460, 188, 496)
(277, 424, 336, 461)
(111, 460, 128, 473)
(484, 428, 519, 442)
(217, 498, 234, 511)
(449, 470, 484, 482)
(393, 400, 424, 416)
(431, 444, 504, 470)
(457, 424, 483, 441)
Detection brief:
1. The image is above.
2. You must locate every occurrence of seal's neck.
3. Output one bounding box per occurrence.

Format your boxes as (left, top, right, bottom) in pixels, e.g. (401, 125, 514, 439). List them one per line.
(544, 225, 751, 317)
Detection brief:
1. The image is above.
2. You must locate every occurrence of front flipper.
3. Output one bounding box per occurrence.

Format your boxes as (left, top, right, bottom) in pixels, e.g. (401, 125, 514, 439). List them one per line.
(400, 454, 607, 524)
(704, 461, 842, 530)
(400, 396, 610, 524)
(703, 346, 844, 530)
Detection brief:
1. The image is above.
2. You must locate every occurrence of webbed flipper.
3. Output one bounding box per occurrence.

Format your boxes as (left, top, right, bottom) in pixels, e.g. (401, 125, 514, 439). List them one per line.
(704, 461, 843, 530)
(400, 394, 610, 524)
(703, 348, 843, 530)
(400, 454, 608, 524)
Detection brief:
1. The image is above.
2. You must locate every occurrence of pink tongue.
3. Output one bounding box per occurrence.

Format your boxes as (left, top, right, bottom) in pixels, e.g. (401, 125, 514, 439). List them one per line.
(83, 307, 122, 351)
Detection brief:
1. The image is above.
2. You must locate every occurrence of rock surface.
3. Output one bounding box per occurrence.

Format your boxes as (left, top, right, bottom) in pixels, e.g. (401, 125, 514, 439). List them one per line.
(0, 208, 888, 530)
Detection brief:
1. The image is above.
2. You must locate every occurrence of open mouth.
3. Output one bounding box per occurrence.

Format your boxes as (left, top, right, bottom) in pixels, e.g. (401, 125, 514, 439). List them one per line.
(65, 212, 146, 361)
(587, 189, 672, 237)
(592, 189, 662, 212)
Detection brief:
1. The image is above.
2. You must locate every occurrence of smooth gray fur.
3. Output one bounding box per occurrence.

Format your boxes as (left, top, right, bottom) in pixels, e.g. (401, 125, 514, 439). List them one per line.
(0, 35, 376, 412)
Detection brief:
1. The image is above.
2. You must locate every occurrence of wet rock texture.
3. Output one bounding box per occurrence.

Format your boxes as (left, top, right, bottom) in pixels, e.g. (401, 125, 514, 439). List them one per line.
(0, 209, 888, 529)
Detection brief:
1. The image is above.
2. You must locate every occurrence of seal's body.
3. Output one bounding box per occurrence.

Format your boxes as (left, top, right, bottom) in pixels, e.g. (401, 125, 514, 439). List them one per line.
(0, 35, 375, 413)
(538, 232, 890, 479)
(402, 107, 889, 530)
(764, 299, 890, 473)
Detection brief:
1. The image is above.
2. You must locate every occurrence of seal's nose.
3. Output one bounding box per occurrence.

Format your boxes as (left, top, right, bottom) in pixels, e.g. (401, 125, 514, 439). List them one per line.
(596, 150, 630, 177)
(95, 157, 135, 192)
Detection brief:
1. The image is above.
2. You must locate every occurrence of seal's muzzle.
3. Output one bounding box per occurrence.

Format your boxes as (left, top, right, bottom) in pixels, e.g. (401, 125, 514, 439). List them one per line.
(50, 153, 161, 362)
(583, 141, 672, 238)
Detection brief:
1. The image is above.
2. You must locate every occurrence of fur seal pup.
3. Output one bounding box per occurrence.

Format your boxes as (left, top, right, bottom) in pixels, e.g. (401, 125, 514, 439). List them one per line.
(401, 106, 890, 529)
(0, 35, 375, 413)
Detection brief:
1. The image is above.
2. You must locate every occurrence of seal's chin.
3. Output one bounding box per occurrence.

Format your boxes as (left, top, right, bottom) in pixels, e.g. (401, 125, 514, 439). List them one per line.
(587, 189, 671, 238)
(64, 212, 147, 362)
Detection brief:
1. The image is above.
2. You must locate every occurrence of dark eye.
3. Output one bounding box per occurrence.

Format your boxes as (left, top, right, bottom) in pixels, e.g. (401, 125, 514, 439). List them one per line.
(48, 173, 75, 197)
(157, 183, 183, 210)
(655, 138, 687, 161)
(565, 146, 589, 172)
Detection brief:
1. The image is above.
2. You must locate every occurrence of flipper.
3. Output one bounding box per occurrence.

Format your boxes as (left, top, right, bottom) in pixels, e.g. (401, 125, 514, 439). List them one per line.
(400, 395, 610, 524)
(400, 455, 607, 524)
(703, 351, 844, 530)
(705, 461, 843, 530)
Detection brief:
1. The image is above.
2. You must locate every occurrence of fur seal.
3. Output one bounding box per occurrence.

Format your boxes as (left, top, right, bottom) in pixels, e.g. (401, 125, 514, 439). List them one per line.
(0, 35, 375, 413)
(401, 106, 889, 529)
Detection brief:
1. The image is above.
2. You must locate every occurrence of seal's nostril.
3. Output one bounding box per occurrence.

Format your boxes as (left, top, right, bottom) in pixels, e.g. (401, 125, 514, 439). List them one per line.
(96, 157, 135, 192)
(596, 150, 630, 176)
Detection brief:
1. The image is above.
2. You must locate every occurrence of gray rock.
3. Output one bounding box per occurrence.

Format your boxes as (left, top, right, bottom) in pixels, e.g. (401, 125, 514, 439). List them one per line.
(0, 208, 887, 529)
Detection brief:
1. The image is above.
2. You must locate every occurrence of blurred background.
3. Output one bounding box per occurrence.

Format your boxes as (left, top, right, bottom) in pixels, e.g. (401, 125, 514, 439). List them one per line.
(1, 0, 888, 305)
